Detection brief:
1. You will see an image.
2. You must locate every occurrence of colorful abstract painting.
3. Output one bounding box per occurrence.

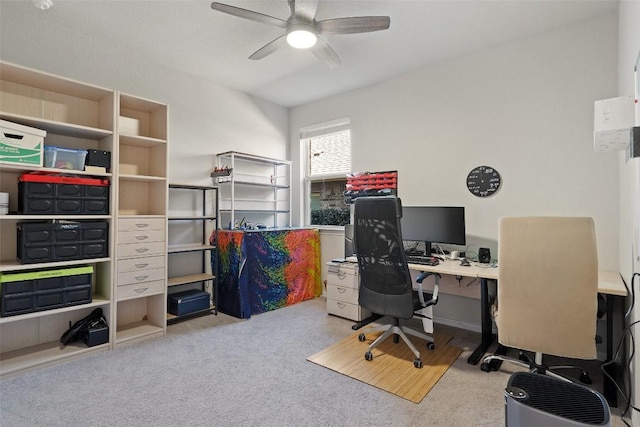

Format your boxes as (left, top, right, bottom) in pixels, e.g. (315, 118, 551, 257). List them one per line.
(216, 229, 321, 318)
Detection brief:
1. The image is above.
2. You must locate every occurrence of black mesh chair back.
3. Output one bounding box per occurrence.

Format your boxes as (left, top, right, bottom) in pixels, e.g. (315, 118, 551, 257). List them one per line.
(354, 196, 414, 319)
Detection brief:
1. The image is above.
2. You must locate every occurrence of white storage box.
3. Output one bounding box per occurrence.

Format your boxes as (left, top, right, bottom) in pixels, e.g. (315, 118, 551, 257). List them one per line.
(44, 146, 87, 170)
(0, 120, 46, 167)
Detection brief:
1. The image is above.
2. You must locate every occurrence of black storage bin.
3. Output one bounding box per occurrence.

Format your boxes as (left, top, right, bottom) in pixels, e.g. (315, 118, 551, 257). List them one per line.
(18, 173, 110, 215)
(167, 290, 210, 316)
(1, 266, 93, 317)
(17, 221, 108, 264)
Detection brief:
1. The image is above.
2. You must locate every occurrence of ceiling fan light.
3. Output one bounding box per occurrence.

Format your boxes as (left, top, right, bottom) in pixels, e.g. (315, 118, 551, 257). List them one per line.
(32, 0, 53, 9)
(286, 29, 317, 49)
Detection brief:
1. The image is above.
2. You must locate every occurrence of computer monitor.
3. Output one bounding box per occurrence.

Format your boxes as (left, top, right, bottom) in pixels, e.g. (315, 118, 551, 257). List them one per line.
(401, 206, 466, 256)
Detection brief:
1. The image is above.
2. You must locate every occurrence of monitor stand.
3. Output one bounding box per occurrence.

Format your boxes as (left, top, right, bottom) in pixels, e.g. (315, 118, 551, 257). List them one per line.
(424, 241, 433, 257)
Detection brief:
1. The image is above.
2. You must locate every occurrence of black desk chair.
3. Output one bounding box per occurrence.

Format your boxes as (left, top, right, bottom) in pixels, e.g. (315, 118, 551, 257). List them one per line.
(353, 196, 440, 368)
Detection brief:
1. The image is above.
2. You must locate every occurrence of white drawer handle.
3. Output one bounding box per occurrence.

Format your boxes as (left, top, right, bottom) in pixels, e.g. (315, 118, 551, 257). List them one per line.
(135, 248, 149, 253)
(134, 287, 149, 293)
(135, 235, 149, 241)
(135, 263, 149, 269)
(135, 275, 149, 281)
(337, 287, 347, 293)
(337, 302, 346, 309)
(337, 271, 347, 279)
(136, 224, 149, 228)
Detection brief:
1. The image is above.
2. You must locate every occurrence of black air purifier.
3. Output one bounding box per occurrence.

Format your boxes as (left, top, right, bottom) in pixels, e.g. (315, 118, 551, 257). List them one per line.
(505, 372, 610, 427)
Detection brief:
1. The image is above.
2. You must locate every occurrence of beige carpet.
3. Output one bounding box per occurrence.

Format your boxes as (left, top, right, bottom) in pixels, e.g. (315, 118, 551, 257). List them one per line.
(307, 330, 462, 403)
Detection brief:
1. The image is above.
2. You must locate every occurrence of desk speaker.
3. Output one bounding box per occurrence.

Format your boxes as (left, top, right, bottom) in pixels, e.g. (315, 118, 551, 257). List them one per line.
(479, 247, 491, 264)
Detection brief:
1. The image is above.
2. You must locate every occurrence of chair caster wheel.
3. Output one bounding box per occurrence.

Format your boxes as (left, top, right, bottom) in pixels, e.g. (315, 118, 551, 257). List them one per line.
(358, 333, 366, 342)
(364, 351, 373, 361)
(481, 362, 491, 372)
(580, 371, 592, 384)
(427, 342, 435, 350)
(414, 358, 423, 368)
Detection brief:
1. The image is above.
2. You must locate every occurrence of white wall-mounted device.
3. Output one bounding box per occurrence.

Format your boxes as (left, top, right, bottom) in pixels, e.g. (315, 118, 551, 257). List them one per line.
(593, 95, 635, 152)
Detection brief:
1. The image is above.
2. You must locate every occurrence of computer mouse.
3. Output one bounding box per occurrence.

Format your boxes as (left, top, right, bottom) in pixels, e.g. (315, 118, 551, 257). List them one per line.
(460, 258, 471, 267)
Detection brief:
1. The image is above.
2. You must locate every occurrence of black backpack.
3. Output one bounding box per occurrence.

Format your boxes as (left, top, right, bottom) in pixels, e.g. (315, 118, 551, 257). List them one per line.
(60, 307, 107, 346)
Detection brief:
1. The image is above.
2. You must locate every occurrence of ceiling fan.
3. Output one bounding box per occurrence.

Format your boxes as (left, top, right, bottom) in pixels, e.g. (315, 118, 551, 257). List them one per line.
(210, 0, 390, 68)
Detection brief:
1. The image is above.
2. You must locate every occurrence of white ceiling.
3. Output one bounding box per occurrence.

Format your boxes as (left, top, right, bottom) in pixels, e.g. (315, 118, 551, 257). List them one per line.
(0, 0, 618, 107)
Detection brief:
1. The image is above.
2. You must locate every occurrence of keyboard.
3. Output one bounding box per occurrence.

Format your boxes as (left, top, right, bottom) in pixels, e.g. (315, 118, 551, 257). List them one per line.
(406, 255, 440, 266)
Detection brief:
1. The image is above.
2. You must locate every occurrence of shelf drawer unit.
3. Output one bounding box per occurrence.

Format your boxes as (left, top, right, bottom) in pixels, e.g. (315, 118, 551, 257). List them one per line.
(117, 255, 165, 273)
(117, 280, 165, 301)
(325, 262, 371, 321)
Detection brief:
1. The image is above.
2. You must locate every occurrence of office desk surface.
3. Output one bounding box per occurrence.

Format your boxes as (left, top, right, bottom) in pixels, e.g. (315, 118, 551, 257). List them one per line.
(471, 264, 626, 296)
(351, 257, 627, 296)
(407, 259, 485, 277)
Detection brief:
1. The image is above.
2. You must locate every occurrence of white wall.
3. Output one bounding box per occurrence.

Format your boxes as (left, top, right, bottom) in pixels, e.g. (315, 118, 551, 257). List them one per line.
(1, 10, 289, 281)
(0, 12, 289, 188)
(618, 1, 640, 424)
(291, 13, 619, 331)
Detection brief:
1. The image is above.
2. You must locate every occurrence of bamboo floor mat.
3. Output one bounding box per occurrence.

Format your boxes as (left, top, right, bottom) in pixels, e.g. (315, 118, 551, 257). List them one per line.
(307, 330, 462, 403)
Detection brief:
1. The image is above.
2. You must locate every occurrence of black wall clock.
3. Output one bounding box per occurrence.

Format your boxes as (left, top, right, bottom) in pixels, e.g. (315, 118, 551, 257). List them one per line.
(466, 166, 501, 197)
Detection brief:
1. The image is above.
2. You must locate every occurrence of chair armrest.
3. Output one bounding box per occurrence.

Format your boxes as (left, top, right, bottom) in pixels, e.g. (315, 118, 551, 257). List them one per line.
(416, 272, 440, 307)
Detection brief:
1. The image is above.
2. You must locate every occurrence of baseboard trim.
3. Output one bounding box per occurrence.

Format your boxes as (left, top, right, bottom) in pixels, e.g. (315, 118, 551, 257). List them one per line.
(434, 315, 482, 333)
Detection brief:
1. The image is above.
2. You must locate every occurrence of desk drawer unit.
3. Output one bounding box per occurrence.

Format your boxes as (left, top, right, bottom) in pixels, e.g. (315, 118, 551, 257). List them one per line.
(327, 298, 371, 321)
(326, 283, 359, 304)
(326, 262, 371, 321)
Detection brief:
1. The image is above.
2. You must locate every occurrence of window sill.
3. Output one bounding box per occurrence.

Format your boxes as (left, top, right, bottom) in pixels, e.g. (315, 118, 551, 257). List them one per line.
(308, 225, 346, 233)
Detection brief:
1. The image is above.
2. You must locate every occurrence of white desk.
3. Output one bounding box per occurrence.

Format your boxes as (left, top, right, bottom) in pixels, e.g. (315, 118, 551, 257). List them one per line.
(405, 259, 627, 406)
(405, 260, 626, 360)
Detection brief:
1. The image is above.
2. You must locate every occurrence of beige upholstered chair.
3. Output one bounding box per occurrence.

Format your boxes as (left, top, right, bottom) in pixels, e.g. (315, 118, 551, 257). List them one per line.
(481, 216, 598, 378)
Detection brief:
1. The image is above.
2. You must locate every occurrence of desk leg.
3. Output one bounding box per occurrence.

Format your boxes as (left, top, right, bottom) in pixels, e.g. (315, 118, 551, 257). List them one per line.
(602, 293, 623, 408)
(468, 277, 496, 365)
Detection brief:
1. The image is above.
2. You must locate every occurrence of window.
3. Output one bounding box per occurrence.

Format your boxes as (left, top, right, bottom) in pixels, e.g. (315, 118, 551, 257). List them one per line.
(301, 118, 351, 226)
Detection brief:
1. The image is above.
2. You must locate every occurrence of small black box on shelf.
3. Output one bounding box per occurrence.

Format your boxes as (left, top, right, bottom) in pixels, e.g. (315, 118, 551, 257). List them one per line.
(85, 149, 112, 170)
(167, 290, 210, 316)
(82, 323, 109, 347)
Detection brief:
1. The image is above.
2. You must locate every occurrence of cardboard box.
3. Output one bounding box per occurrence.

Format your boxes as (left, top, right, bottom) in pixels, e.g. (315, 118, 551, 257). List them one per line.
(0, 120, 46, 166)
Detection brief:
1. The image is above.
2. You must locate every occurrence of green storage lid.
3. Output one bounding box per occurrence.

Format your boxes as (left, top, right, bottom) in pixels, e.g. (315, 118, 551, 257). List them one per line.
(0, 266, 93, 283)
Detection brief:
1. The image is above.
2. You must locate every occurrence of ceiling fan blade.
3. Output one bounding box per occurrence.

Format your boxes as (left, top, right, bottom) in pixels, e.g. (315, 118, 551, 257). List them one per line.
(291, 0, 318, 21)
(211, 2, 287, 28)
(311, 37, 341, 69)
(317, 16, 391, 35)
(249, 35, 288, 60)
